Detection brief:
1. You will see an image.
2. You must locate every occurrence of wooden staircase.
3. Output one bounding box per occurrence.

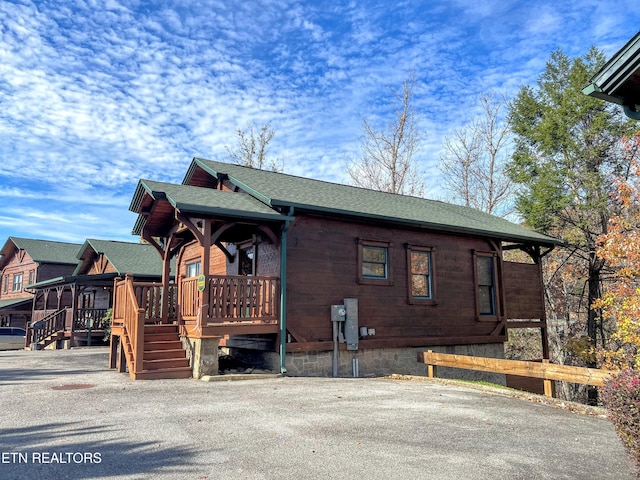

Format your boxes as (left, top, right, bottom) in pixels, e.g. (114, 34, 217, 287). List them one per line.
(30, 308, 68, 350)
(122, 324, 192, 380)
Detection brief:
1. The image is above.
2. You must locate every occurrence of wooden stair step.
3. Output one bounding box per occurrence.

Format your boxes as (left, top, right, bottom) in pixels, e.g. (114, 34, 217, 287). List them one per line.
(143, 358, 190, 370)
(144, 324, 180, 334)
(144, 349, 187, 361)
(144, 332, 181, 342)
(132, 367, 192, 380)
(144, 340, 183, 351)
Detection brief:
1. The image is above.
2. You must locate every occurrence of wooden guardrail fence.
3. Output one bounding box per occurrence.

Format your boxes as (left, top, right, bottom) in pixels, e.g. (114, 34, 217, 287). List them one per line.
(418, 350, 615, 397)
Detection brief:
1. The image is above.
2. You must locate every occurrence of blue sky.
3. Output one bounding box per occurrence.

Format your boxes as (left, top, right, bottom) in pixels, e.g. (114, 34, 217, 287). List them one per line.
(1, 0, 639, 244)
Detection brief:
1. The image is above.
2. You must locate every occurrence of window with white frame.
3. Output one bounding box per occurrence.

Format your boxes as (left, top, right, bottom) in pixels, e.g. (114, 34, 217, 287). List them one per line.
(12, 273, 23, 292)
(186, 261, 201, 278)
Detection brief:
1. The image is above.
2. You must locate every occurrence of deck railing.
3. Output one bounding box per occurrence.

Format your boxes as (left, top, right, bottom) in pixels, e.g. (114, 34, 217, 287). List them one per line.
(30, 308, 70, 346)
(113, 276, 146, 376)
(180, 275, 279, 324)
(129, 282, 177, 323)
(73, 308, 111, 330)
(209, 275, 279, 322)
(180, 277, 199, 318)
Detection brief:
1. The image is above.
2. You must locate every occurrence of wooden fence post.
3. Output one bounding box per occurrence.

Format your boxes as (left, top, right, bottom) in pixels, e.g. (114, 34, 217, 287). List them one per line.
(427, 350, 436, 378)
(542, 359, 554, 397)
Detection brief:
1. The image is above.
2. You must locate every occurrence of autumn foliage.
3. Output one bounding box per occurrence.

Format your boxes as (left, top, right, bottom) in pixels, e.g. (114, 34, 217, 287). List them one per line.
(595, 135, 640, 472)
(595, 135, 640, 369)
(600, 369, 640, 473)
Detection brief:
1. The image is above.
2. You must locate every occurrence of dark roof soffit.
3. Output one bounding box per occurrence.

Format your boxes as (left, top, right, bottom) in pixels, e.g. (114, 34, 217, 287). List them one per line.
(583, 31, 640, 105)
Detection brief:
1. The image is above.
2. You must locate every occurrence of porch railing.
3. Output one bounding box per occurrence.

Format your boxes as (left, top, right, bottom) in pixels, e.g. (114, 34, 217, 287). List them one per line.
(180, 275, 279, 323)
(132, 282, 178, 323)
(113, 275, 146, 377)
(73, 308, 111, 330)
(30, 308, 70, 346)
(209, 275, 279, 322)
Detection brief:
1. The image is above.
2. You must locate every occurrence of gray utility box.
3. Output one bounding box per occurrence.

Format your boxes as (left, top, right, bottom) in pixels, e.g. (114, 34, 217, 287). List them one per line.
(331, 298, 359, 350)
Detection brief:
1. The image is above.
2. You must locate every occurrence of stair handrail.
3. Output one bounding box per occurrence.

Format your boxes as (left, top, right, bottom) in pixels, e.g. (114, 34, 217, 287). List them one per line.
(120, 274, 146, 375)
(30, 308, 68, 347)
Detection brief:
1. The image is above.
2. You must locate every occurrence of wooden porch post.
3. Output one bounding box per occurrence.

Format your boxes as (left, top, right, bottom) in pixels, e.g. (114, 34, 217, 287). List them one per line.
(538, 254, 551, 360)
(56, 286, 64, 311)
(161, 249, 172, 324)
(70, 283, 77, 347)
(200, 219, 211, 328)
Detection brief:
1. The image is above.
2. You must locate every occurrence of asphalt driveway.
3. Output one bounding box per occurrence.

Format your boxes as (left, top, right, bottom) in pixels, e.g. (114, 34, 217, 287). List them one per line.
(0, 347, 635, 480)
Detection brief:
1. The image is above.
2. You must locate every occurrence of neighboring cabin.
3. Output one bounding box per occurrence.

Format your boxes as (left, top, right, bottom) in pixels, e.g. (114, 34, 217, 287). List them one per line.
(27, 239, 169, 349)
(112, 158, 561, 380)
(0, 237, 81, 329)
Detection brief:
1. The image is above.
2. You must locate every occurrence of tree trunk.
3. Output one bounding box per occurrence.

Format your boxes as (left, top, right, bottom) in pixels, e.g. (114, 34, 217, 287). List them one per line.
(586, 253, 602, 405)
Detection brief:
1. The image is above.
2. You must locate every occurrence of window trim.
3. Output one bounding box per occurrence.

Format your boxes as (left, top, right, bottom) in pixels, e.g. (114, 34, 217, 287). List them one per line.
(185, 260, 202, 278)
(406, 244, 437, 305)
(2, 275, 8, 294)
(12, 273, 23, 292)
(473, 250, 500, 322)
(357, 239, 393, 286)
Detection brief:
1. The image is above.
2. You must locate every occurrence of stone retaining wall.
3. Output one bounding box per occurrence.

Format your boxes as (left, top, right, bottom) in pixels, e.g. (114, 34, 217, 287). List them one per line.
(251, 343, 506, 384)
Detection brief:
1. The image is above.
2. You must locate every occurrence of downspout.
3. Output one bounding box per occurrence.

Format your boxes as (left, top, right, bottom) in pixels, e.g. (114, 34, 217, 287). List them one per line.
(279, 207, 294, 374)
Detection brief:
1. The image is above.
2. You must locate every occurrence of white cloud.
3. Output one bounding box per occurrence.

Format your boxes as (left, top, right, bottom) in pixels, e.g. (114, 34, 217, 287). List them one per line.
(0, 0, 639, 242)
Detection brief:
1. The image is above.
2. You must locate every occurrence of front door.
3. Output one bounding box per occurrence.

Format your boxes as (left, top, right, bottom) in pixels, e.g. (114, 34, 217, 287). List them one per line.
(238, 245, 255, 276)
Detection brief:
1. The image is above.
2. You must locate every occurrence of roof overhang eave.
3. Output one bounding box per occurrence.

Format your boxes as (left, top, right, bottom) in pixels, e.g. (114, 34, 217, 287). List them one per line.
(174, 202, 291, 223)
(270, 201, 561, 248)
(27, 273, 119, 290)
(582, 31, 640, 118)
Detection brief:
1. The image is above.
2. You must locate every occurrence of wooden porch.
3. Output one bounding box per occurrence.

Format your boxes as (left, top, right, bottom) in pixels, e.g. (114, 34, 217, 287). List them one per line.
(109, 274, 280, 379)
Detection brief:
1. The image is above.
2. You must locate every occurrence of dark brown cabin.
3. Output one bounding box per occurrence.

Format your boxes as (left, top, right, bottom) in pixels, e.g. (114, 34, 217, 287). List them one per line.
(0, 237, 80, 331)
(111, 158, 561, 380)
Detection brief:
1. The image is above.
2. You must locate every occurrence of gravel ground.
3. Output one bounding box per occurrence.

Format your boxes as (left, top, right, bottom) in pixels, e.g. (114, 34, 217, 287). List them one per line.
(0, 347, 636, 480)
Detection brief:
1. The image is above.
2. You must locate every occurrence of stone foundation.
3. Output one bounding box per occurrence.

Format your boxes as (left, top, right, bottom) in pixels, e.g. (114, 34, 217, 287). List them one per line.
(181, 336, 220, 378)
(254, 343, 506, 385)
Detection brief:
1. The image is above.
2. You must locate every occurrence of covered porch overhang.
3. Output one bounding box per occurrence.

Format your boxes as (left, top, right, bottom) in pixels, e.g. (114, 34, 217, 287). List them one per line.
(128, 179, 292, 338)
(0, 297, 33, 329)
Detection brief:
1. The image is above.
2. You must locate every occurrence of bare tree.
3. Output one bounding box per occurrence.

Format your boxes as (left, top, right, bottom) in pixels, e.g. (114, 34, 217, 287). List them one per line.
(347, 73, 425, 196)
(439, 94, 514, 216)
(225, 122, 282, 171)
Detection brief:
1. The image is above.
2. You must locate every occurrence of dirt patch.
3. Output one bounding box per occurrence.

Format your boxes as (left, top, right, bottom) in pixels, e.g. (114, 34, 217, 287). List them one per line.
(385, 374, 609, 417)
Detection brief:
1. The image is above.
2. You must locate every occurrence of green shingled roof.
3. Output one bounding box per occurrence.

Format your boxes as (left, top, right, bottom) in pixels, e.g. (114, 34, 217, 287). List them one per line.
(187, 158, 561, 246)
(131, 179, 290, 223)
(0, 237, 81, 269)
(0, 297, 32, 310)
(74, 239, 168, 277)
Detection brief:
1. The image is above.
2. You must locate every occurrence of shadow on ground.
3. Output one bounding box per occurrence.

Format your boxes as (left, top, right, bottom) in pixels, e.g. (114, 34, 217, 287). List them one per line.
(0, 422, 199, 478)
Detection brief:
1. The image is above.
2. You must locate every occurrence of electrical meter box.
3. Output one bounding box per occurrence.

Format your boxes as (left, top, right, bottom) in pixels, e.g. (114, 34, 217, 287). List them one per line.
(331, 298, 359, 350)
(343, 298, 359, 350)
(330, 305, 346, 323)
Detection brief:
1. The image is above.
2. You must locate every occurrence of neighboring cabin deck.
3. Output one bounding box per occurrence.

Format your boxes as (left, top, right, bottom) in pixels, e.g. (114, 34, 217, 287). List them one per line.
(29, 307, 110, 349)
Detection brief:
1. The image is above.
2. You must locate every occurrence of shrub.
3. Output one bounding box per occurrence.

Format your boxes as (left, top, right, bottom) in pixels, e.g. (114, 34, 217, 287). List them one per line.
(102, 308, 113, 342)
(600, 369, 640, 473)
